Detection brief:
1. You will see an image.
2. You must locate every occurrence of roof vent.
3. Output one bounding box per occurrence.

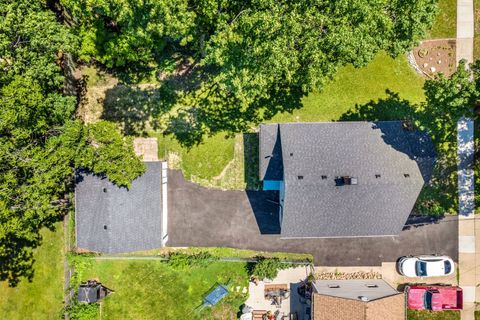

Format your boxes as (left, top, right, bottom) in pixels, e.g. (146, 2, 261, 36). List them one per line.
(328, 284, 340, 288)
(103, 187, 107, 193)
(342, 176, 357, 185)
(290, 153, 293, 157)
(298, 175, 304, 180)
(366, 284, 378, 288)
(375, 174, 381, 179)
(359, 296, 369, 302)
(336, 176, 358, 186)
(404, 173, 410, 178)
(103, 225, 107, 230)
(321, 175, 327, 180)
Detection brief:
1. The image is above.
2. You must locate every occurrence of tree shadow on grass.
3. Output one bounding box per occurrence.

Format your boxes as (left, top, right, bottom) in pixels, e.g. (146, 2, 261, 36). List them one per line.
(102, 83, 177, 136)
(166, 85, 307, 148)
(339, 89, 419, 122)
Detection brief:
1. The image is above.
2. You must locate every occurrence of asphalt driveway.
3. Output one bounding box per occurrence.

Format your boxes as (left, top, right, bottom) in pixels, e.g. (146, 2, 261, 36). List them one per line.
(168, 170, 458, 265)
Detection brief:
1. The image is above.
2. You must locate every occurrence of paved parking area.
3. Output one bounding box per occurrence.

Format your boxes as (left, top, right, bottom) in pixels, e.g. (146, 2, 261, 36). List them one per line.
(168, 170, 458, 265)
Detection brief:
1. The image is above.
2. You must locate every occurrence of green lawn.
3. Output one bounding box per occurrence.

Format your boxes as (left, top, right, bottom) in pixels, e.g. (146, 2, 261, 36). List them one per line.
(427, 0, 457, 39)
(0, 224, 64, 319)
(158, 52, 425, 189)
(475, 0, 480, 60)
(407, 310, 460, 320)
(80, 259, 248, 320)
(155, 131, 235, 183)
(272, 52, 425, 123)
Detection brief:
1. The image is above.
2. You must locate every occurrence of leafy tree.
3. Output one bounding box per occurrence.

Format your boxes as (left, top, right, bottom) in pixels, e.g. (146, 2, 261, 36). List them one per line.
(191, 0, 438, 140)
(0, 0, 144, 285)
(0, 101, 144, 286)
(60, 0, 439, 145)
(0, 0, 75, 90)
(61, 0, 196, 68)
(422, 61, 476, 145)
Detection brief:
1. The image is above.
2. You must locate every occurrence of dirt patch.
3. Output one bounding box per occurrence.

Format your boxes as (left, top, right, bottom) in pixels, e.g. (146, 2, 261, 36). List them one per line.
(412, 39, 456, 78)
(76, 66, 118, 123)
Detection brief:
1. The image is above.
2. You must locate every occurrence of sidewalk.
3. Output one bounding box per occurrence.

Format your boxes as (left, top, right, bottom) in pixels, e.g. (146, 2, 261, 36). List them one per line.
(456, 0, 474, 64)
(457, 0, 475, 317)
(457, 118, 476, 320)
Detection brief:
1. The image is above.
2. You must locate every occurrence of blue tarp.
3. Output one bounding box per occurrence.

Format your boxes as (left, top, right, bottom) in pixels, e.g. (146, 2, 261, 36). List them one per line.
(204, 285, 229, 306)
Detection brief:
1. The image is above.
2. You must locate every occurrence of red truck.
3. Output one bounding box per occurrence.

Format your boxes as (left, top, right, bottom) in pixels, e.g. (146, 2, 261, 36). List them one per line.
(406, 285, 463, 311)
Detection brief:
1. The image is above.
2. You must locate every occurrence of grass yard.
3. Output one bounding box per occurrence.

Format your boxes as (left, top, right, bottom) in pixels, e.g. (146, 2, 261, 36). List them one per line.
(0, 224, 64, 319)
(158, 52, 425, 189)
(80, 259, 248, 320)
(154, 131, 236, 186)
(427, 0, 457, 39)
(475, 0, 480, 60)
(407, 310, 460, 320)
(272, 52, 425, 123)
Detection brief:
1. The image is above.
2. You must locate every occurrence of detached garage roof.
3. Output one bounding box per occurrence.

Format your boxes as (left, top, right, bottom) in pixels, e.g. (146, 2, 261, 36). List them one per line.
(259, 121, 436, 238)
(75, 162, 163, 253)
(312, 280, 405, 320)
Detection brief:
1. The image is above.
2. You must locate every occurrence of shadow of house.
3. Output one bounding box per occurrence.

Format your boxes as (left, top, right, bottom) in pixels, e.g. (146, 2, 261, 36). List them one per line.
(246, 190, 281, 234)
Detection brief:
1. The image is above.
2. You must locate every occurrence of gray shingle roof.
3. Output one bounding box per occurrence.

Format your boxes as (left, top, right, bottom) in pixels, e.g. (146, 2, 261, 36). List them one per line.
(259, 121, 435, 238)
(313, 279, 400, 301)
(75, 162, 163, 253)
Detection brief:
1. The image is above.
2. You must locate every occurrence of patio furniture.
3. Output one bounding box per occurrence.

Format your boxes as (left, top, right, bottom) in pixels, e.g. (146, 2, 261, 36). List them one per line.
(264, 284, 288, 293)
(252, 310, 267, 320)
(264, 284, 290, 308)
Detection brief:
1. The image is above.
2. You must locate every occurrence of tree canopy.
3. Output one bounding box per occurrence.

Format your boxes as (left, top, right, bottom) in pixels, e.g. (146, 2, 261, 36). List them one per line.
(61, 0, 439, 145)
(0, 0, 143, 285)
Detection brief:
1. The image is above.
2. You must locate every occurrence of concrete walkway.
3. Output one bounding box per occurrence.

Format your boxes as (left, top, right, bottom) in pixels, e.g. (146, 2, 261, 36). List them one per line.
(456, 0, 474, 64)
(457, 118, 476, 320)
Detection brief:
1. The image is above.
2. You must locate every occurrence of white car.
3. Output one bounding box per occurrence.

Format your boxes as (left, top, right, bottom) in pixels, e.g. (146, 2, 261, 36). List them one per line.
(397, 255, 455, 277)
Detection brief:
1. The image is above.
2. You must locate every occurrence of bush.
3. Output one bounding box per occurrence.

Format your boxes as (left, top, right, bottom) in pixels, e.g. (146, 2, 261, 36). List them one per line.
(65, 301, 100, 320)
(167, 251, 218, 269)
(249, 257, 292, 280)
(66, 253, 94, 289)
